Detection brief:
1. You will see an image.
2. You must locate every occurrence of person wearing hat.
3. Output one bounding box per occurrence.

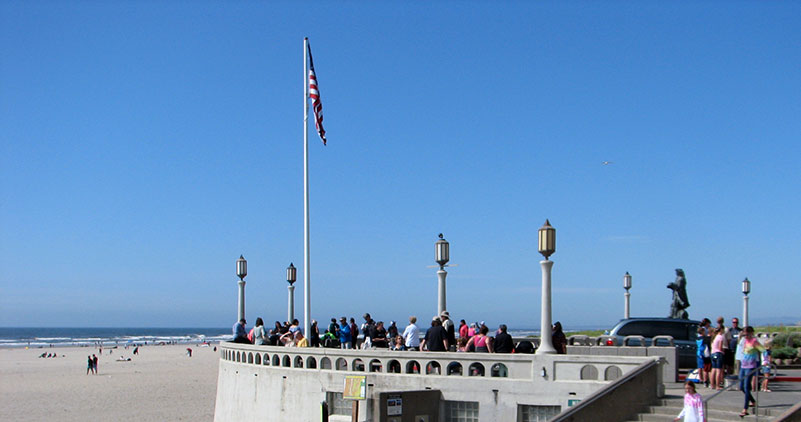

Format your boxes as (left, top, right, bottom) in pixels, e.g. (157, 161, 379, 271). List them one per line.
(232, 318, 249, 344)
(387, 321, 399, 340)
(420, 316, 448, 352)
(440, 311, 456, 352)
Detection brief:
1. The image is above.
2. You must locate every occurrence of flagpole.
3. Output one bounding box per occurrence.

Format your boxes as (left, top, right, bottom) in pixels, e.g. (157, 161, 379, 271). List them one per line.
(303, 37, 311, 338)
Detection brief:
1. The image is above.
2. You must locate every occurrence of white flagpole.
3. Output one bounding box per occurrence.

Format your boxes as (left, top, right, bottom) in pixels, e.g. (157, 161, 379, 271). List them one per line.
(302, 38, 311, 338)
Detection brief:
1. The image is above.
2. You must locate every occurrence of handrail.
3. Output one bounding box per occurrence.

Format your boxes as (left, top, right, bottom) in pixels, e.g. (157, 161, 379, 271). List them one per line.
(703, 366, 763, 421)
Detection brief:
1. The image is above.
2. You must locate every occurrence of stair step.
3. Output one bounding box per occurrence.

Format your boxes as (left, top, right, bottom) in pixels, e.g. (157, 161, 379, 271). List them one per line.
(631, 416, 766, 422)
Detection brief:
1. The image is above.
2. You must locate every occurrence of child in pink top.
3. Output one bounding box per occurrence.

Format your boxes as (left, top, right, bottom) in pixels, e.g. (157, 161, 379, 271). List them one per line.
(710, 327, 725, 390)
(675, 381, 705, 422)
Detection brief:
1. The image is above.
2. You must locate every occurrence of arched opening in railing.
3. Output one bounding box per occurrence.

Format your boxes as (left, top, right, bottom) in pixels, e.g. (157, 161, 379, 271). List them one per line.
(236, 351, 241, 362)
(388, 360, 401, 374)
(306, 357, 317, 369)
(263, 353, 270, 365)
(336, 358, 348, 371)
(294, 356, 304, 368)
(604, 365, 622, 380)
(352, 358, 365, 371)
(248, 353, 254, 364)
(447, 362, 463, 376)
(406, 360, 420, 374)
(282, 355, 291, 367)
(491, 363, 508, 377)
(272, 355, 281, 366)
(580, 364, 598, 380)
(321, 357, 332, 370)
(426, 361, 441, 375)
(255, 353, 261, 365)
(468, 362, 485, 376)
(369, 359, 382, 373)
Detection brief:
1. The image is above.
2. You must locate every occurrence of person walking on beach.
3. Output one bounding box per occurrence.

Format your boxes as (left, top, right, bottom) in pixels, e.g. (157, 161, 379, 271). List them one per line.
(92, 354, 98, 374)
(674, 381, 705, 422)
(87, 356, 93, 375)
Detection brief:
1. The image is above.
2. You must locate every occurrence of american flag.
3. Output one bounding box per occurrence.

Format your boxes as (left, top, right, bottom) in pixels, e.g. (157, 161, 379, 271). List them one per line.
(307, 42, 327, 145)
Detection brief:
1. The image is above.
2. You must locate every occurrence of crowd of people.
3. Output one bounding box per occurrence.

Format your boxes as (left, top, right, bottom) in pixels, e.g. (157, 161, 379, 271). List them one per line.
(688, 316, 772, 419)
(231, 310, 569, 355)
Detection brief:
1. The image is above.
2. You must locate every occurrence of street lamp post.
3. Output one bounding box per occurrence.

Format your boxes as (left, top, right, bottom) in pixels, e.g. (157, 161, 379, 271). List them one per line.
(235, 255, 247, 322)
(287, 263, 297, 322)
(536, 220, 557, 355)
(623, 272, 632, 319)
(742, 277, 751, 327)
(435, 234, 449, 317)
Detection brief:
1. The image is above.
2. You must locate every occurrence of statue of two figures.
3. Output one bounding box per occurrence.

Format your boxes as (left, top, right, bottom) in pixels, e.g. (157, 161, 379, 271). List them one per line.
(667, 268, 690, 319)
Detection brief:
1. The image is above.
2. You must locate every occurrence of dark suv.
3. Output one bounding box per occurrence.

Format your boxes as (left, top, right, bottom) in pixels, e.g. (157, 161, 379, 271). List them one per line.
(606, 318, 700, 368)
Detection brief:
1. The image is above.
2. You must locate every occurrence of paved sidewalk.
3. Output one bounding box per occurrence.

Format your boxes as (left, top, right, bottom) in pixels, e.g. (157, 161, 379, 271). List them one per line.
(665, 369, 801, 417)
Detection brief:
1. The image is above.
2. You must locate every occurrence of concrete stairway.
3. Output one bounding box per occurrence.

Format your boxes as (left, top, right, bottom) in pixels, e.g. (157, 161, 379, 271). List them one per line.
(624, 395, 776, 422)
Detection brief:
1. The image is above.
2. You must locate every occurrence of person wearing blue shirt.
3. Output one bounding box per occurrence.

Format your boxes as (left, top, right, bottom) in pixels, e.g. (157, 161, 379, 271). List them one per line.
(232, 319, 249, 343)
(338, 317, 352, 349)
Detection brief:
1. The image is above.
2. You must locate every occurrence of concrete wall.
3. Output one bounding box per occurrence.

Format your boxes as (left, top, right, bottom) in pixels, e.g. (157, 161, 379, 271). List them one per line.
(776, 401, 801, 422)
(214, 343, 659, 422)
(550, 359, 661, 422)
(567, 344, 677, 383)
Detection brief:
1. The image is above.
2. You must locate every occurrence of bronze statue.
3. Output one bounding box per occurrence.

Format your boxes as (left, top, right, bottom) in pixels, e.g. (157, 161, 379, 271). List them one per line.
(667, 268, 690, 319)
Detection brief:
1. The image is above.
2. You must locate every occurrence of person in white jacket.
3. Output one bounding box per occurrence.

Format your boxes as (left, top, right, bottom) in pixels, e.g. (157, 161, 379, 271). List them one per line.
(675, 381, 705, 422)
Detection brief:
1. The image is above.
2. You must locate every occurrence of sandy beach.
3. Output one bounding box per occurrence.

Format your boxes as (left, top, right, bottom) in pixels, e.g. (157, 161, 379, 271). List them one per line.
(0, 344, 219, 421)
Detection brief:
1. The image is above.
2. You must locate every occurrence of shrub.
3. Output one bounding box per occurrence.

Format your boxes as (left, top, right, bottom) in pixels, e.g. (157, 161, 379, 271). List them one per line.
(773, 332, 801, 348)
(772, 346, 798, 360)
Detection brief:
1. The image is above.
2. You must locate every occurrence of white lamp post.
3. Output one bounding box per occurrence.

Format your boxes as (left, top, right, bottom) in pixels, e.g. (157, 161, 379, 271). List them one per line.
(235, 255, 247, 322)
(623, 272, 632, 319)
(287, 263, 297, 322)
(536, 220, 557, 354)
(742, 277, 751, 327)
(435, 234, 449, 317)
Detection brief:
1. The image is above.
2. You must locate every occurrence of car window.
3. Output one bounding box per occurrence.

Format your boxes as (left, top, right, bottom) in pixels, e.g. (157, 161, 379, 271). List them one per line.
(617, 321, 650, 336)
(617, 321, 697, 340)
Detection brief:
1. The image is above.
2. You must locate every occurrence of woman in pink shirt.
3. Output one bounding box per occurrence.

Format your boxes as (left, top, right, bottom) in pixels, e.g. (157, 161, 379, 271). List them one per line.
(709, 327, 725, 390)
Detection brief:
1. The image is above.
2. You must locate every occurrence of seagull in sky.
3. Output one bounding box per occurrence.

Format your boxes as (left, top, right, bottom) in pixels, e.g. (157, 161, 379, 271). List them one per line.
(602, 161, 614, 165)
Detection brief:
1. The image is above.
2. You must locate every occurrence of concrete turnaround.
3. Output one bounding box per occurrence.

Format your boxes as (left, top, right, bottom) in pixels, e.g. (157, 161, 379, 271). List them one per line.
(213, 343, 665, 421)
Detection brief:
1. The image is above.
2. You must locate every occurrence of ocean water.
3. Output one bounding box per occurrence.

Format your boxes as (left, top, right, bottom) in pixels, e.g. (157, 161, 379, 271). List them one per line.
(0, 326, 600, 349)
(0, 327, 231, 348)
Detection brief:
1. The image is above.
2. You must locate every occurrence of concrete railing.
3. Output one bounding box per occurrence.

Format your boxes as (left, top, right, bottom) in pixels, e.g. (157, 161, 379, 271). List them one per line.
(215, 342, 661, 421)
(566, 342, 678, 382)
(219, 342, 653, 383)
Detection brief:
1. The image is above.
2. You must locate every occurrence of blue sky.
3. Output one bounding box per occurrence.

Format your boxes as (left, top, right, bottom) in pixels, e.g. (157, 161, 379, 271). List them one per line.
(1, 1, 799, 329)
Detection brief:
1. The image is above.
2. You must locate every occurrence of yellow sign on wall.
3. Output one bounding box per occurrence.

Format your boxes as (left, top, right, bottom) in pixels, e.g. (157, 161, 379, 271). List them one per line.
(343, 375, 367, 400)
